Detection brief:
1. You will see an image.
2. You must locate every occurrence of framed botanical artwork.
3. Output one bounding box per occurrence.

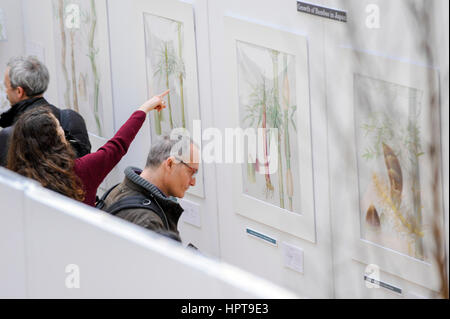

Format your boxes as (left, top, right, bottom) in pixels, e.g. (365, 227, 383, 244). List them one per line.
(141, 0, 204, 198)
(225, 16, 315, 242)
(328, 46, 445, 291)
(51, 0, 114, 141)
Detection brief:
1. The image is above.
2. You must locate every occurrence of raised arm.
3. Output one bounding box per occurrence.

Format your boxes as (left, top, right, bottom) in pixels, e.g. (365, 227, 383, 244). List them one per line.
(75, 90, 169, 205)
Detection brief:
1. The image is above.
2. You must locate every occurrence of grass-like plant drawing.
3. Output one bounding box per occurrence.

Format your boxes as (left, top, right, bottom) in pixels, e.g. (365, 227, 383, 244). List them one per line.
(243, 76, 275, 197)
(360, 95, 425, 259)
(270, 50, 285, 208)
(153, 41, 178, 132)
(86, 0, 102, 136)
(281, 54, 297, 211)
(56, 0, 71, 109)
(53, 0, 104, 136)
(238, 41, 299, 212)
(177, 22, 186, 129)
(145, 14, 187, 138)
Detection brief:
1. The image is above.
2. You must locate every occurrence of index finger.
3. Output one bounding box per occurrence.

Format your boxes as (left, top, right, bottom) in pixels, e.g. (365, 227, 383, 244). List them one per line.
(159, 89, 170, 98)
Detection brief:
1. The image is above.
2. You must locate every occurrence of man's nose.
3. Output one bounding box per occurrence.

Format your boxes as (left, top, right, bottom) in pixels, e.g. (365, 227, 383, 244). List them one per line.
(190, 176, 196, 186)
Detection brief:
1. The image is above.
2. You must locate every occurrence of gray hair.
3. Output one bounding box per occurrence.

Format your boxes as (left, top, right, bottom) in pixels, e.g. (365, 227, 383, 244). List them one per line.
(7, 56, 49, 97)
(146, 135, 197, 168)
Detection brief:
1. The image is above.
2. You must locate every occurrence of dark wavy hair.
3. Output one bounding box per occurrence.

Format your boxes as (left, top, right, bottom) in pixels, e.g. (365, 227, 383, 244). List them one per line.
(7, 106, 85, 201)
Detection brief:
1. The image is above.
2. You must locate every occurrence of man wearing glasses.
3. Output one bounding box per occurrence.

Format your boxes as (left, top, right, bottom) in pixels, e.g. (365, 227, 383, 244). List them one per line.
(99, 135, 199, 243)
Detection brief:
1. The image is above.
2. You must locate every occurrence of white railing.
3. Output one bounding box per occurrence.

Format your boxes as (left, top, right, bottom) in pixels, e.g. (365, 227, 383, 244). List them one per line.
(0, 167, 299, 299)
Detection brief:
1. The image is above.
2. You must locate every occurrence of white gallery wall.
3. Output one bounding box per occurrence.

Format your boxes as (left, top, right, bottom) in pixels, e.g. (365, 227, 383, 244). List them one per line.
(0, 167, 298, 298)
(207, 0, 334, 298)
(4, 0, 449, 298)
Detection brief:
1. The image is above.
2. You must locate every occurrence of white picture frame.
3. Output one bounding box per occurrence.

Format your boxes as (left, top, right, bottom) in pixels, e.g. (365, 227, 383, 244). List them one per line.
(329, 46, 444, 292)
(225, 16, 316, 242)
(137, 0, 204, 198)
(51, 0, 115, 146)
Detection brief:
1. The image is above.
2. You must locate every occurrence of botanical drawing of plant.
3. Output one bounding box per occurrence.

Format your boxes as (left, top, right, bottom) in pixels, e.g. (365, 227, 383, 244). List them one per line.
(243, 76, 275, 198)
(281, 53, 297, 211)
(153, 40, 179, 133)
(78, 73, 87, 101)
(86, 0, 102, 136)
(67, 6, 79, 113)
(53, 0, 104, 136)
(241, 46, 298, 210)
(177, 21, 186, 128)
(361, 102, 425, 259)
(372, 172, 423, 238)
(56, 0, 71, 109)
(270, 50, 285, 209)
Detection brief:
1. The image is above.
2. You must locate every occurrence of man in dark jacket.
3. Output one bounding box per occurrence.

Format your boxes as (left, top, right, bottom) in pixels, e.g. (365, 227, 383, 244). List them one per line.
(101, 136, 199, 242)
(0, 56, 91, 166)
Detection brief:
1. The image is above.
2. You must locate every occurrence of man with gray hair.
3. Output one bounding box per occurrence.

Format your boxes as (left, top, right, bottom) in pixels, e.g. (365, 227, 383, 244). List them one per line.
(0, 56, 91, 166)
(98, 135, 199, 242)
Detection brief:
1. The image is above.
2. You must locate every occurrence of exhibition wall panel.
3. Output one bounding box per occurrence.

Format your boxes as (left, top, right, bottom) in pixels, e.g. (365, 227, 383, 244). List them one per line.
(324, 0, 449, 298)
(207, 0, 334, 298)
(0, 167, 298, 298)
(106, 0, 220, 256)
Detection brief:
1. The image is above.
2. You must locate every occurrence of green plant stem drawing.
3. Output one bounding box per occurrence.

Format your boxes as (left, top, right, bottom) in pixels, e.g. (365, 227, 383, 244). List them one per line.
(261, 78, 275, 197)
(282, 54, 293, 211)
(154, 108, 162, 135)
(87, 0, 102, 136)
(247, 155, 256, 183)
(177, 22, 186, 128)
(271, 50, 285, 209)
(58, 0, 71, 109)
(154, 40, 179, 133)
(244, 76, 275, 197)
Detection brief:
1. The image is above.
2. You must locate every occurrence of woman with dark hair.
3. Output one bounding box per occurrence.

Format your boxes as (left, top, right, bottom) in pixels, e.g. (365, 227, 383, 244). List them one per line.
(7, 90, 169, 206)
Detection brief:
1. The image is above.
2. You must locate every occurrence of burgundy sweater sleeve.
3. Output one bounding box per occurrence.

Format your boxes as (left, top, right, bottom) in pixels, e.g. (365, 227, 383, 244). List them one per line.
(74, 110, 146, 206)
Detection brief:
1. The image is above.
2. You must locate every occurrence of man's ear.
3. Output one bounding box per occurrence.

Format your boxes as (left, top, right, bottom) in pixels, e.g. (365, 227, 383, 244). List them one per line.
(16, 86, 26, 98)
(166, 156, 176, 169)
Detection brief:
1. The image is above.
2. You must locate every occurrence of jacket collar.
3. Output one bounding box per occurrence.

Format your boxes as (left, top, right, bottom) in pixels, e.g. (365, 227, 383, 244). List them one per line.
(0, 96, 49, 128)
(124, 166, 184, 219)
